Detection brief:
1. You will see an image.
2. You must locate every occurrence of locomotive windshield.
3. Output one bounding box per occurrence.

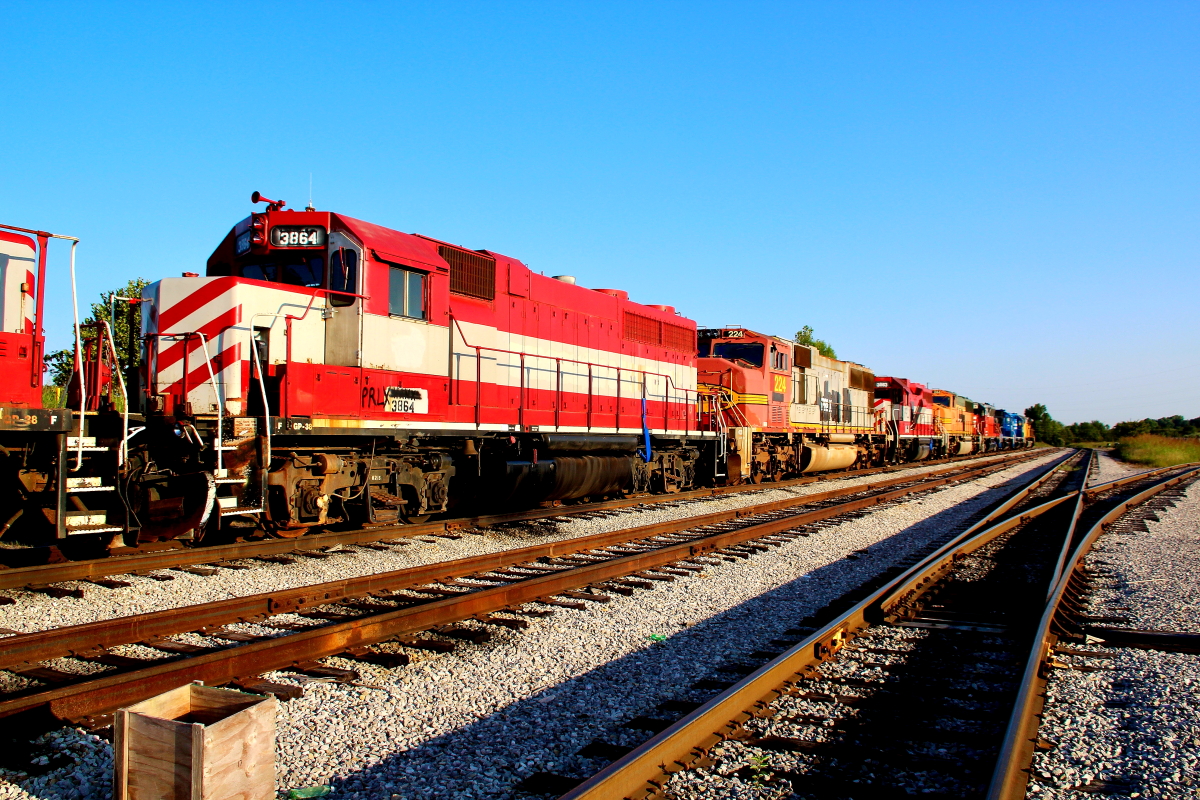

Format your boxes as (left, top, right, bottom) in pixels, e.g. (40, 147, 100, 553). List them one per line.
(235, 253, 325, 288)
(710, 341, 764, 368)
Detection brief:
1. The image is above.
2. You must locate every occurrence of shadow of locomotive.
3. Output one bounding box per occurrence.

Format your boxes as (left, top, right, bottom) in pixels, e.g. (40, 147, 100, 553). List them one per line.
(309, 466, 1047, 800)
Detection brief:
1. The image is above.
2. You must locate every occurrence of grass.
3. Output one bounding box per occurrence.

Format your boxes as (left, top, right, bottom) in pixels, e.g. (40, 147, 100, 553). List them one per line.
(1113, 434, 1200, 468)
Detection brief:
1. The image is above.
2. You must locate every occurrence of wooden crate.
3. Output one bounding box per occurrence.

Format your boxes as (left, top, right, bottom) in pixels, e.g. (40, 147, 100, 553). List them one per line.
(113, 683, 277, 800)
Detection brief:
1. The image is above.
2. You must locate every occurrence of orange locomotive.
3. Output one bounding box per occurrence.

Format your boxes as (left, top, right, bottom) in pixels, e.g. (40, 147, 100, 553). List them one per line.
(698, 328, 876, 484)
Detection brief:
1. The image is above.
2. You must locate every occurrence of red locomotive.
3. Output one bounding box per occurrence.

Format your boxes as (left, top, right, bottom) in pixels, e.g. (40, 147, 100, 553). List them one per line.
(0, 196, 1032, 558)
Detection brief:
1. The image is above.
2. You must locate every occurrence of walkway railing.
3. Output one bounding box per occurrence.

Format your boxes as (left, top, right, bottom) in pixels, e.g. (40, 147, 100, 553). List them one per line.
(450, 317, 706, 434)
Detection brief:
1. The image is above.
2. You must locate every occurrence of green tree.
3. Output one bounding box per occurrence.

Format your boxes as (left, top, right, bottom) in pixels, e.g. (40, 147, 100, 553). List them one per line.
(1111, 416, 1200, 439)
(1025, 403, 1067, 446)
(1063, 420, 1112, 444)
(1112, 419, 1153, 438)
(45, 277, 150, 386)
(794, 325, 837, 359)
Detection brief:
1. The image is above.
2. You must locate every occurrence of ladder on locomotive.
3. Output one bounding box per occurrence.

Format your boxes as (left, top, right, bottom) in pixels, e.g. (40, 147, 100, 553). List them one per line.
(57, 326, 130, 540)
(58, 433, 124, 539)
(160, 328, 266, 523)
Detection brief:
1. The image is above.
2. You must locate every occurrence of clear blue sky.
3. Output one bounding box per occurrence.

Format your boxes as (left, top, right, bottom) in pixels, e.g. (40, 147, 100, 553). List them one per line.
(3, 2, 1197, 425)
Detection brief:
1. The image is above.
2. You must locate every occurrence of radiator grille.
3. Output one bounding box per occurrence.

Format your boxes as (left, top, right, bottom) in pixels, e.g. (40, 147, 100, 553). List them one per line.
(623, 312, 696, 354)
(439, 245, 495, 301)
(623, 312, 660, 346)
(661, 322, 695, 353)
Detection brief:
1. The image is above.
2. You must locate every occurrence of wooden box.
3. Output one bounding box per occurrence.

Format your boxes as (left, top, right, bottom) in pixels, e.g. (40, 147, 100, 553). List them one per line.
(113, 683, 277, 800)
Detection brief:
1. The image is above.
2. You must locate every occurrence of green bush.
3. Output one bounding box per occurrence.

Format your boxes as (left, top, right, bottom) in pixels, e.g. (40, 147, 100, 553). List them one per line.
(42, 385, 64, 409)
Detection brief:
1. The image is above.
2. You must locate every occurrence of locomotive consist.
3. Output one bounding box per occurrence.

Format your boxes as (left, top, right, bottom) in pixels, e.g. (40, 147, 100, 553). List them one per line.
(0, 199, 1031, 556)
(697, 328, 1033, 486)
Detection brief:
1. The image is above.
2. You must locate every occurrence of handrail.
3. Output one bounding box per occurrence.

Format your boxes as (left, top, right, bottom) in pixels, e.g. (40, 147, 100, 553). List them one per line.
(248, 325, 272, 506)
(194, 333, 223, 473)
(449, 316, 704, 433)
(150, 331, 224, 472)
(62, 238, 83, 470)
(99, 322, 131, 467)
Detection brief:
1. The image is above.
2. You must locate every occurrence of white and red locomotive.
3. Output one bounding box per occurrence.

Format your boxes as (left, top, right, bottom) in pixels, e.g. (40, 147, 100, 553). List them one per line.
(132, 194, 719, 542)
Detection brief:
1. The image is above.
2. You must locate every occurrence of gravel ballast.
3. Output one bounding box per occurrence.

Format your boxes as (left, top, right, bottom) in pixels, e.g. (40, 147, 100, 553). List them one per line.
(1026, 470, 1200, 799)
(0, 452, 1060, 800)
(1089, 448, 1152, 486)
(1028, 648, 1200, 799)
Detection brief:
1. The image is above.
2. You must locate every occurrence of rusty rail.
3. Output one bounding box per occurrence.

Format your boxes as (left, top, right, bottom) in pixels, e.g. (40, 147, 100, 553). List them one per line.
(0, 450, 1042, 592)
(1082, 460, 1197, 500)
(0, 453, 1049, 724)
(556, 449, 1079, 800)
(985, 461, 1200, 800)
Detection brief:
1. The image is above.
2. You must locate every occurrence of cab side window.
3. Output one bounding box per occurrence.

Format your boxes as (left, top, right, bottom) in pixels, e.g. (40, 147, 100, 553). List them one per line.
(389, 266, 426, 320)
(329, 248, 358, 307)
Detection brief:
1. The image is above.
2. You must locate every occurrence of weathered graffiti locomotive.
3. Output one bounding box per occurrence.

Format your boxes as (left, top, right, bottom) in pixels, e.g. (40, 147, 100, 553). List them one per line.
(0, 197, 1032, 557)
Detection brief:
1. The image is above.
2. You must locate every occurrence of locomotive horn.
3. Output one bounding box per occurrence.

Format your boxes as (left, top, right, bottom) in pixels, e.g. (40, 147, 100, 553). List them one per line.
(251, 191, 286, 211)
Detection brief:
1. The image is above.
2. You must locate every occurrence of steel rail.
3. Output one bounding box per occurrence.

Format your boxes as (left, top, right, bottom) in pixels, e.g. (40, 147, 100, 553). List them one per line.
(0, 451, 1040, 591)
(0, 454, 1049, 723)
(1043, 450, 1095, 600)
(1081, 460, 1199, 501)
(556, 450, 1078, 800)
(985, 461, 1200, 800)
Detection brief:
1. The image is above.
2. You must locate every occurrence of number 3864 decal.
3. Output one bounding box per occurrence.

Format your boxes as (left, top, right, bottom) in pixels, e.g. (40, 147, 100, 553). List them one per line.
(270, 226, 326, 247)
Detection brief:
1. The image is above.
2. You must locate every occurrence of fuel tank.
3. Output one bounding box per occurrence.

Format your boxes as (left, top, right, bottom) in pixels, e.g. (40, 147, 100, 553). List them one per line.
(799, 444, 859, 473)
(492, 455, 634, 505)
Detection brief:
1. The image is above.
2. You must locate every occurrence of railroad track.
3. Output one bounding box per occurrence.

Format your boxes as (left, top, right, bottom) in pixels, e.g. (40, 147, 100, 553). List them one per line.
(0, 451, 1051, 733)
(989, 460, 1200, 799)
(0, 450, 1041, 595)
(543, 453, 1200, 800)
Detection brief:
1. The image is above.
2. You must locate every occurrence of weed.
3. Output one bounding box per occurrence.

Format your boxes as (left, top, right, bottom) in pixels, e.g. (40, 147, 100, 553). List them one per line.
(748, 754, 771, 785)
